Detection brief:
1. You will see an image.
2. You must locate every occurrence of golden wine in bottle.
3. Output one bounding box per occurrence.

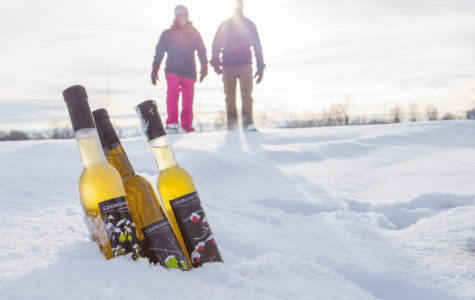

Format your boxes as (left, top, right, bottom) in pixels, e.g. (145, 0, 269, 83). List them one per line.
(135, 100, 223, 267)
(63, 85, 142, 260)
(92, 108, 191, 270)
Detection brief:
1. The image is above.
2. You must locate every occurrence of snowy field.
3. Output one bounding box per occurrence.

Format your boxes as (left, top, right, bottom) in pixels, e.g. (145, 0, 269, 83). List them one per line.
(1, 120, 474, 300)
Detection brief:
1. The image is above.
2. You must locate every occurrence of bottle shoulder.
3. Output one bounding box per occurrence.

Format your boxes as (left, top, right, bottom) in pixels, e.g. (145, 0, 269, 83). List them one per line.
(158, 165, 196, 195)
(160, 165, 192, 179)
(80, 161, 121, 179)
(122, 173, 148, 185)
(79, 162, 126, 203)
(122, 174, 160, 199)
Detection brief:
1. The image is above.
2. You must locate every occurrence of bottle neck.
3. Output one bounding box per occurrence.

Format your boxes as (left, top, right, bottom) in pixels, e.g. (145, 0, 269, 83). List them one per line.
(149, 135, 178, 171)
(75, 128, 108, 168)
(104, 143, 135, 177)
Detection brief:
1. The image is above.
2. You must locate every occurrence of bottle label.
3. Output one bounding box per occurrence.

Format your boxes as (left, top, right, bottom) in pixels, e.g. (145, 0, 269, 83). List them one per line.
(141, 220, 191, 270)
(98, 196, 143, 260)
(170, 192, 223, 267)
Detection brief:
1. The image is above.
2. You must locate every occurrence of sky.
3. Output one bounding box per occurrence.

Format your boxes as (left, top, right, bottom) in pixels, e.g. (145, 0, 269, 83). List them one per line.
(1, 121, 474, 299)
(1, 0, 475, 130)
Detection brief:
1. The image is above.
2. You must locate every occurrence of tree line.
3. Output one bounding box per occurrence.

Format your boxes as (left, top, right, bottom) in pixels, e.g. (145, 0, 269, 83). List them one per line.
(1, 103, 474, 141)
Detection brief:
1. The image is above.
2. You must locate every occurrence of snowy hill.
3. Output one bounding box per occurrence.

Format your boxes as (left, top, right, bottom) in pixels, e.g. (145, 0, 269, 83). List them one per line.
(1, 121, 474, 299)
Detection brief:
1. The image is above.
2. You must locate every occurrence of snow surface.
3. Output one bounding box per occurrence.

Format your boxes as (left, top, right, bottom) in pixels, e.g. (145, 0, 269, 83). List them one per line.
(1, 120, 474, 299)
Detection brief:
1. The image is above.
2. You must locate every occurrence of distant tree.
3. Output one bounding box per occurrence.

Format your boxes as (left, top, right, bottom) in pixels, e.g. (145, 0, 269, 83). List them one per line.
(49, 120, 74, 139)
(30, 132, 47, 140)
(441, 113, 455, 120)
(408, 103, 419, 122)
(368, 113, 390, 124)
(350, 114, 367, 125)
(330, 104, 341, 126)
(255, 112, 273, 128)
(302, 111, 318, 127)
(214, 111, 227, 131)
(339, 99, 350, 125)
(389, 105, 404, 123)
(466, 108, 475, 119)
(323, 105, 339, 126)
(425, 105, 438, 121)
(0, 130, 29, 141)
(194, 118, 206, 132)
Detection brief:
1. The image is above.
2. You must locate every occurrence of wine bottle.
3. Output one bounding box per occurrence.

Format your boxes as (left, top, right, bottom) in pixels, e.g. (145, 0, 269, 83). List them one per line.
(92, 108, 191, 270)
(135, 100, 223, 267)
(63, 85, 142, 260)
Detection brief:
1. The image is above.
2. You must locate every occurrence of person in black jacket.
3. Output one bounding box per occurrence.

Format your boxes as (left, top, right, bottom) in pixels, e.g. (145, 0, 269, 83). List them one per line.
(151, 5, 208, 133)
(211, 0, 265, 131)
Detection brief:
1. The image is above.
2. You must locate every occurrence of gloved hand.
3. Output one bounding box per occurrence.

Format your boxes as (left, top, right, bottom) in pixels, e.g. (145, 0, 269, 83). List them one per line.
(210, 58, 223, 75)
(200, 64, 208, 82)
(151, 66, 159, 85)
(213, 66, 223, 75)
(254, 67, 264, 84)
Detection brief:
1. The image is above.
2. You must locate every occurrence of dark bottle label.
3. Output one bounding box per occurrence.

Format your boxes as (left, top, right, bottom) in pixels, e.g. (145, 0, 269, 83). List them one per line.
(170, 192, 223, 267)
(141, 220, 191, 270)
(98, 196, 143, 260)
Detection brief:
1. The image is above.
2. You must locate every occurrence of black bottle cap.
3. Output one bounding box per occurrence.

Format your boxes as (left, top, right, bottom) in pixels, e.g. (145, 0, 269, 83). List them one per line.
(92, 108, 120, 149)
(135, 100, 166, 141)
(62, 85, 96, 132)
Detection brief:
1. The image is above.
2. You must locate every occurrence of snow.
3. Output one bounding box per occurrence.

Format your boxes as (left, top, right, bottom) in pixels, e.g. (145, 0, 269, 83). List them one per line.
(1, 120, 474, 299)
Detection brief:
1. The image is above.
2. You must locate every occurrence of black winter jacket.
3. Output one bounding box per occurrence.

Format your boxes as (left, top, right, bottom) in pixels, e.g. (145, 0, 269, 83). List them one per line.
(211, 12, 264, 69)
(153, 23, 207, 80)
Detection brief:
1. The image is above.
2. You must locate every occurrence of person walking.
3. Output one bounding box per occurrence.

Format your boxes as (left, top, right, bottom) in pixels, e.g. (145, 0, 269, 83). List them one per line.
(210, 0, 265, 131)
(151, 5, 208, 133)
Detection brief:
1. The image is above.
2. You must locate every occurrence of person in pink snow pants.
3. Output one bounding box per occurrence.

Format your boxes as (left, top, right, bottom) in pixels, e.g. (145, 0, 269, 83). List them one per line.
(151, 5, 208, 133)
